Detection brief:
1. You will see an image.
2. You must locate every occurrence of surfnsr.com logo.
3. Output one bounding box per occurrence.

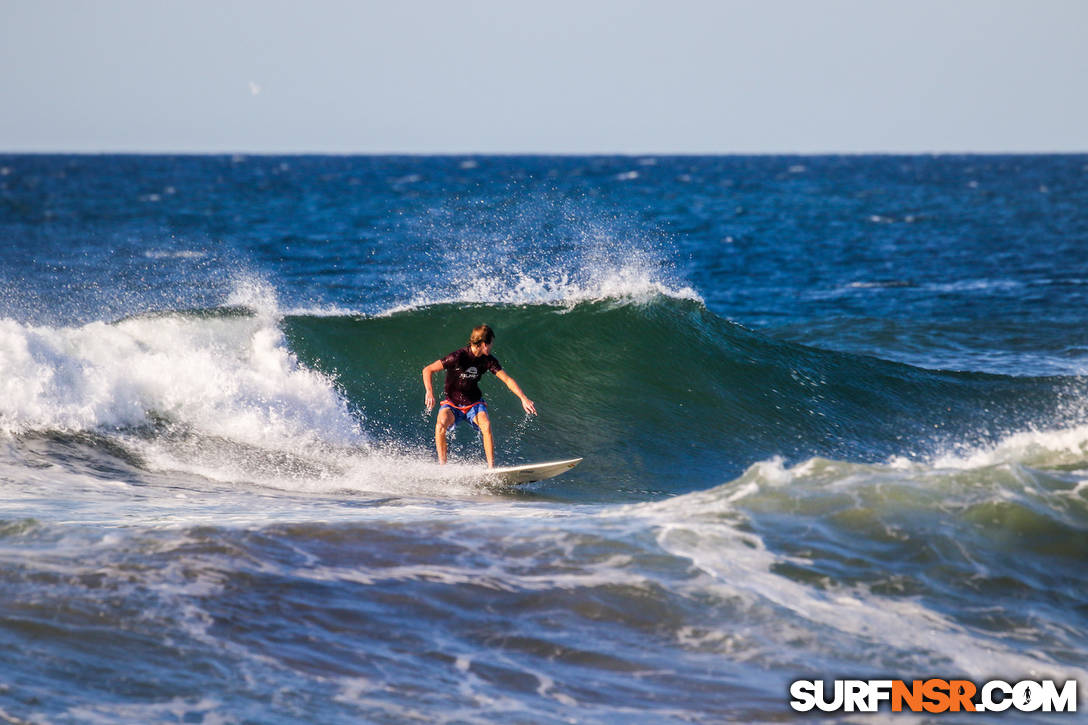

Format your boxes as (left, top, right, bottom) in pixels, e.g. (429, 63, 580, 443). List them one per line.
(790, 679, 1078, 714)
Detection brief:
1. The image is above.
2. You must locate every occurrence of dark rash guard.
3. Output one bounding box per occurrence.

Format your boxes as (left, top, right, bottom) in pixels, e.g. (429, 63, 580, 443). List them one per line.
(441, 346, 503, 406)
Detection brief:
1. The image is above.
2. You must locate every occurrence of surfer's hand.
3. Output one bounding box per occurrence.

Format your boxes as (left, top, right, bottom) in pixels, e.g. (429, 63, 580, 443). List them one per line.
(425, 392, 435, 410)
(522, 398, 537, 416)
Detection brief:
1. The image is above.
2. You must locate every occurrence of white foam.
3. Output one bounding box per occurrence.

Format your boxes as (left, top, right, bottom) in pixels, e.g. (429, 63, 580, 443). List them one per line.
(932, 423, 1088, 470)
(618, 482, 1087, 682)
(921, 278, 1024, 294)
(66, 697, 232, 725)
(143, 250, 208, 260)
(381, 259, 702, 316)
(136, 445, 506, 500)
(723, 423, 1088, 490)
(284, 303, 363, 318)
(0, 308, 360, 449)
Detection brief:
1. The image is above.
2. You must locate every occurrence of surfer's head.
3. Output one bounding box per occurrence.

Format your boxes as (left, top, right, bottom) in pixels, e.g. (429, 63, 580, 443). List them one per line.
(469, 324, 494, 353)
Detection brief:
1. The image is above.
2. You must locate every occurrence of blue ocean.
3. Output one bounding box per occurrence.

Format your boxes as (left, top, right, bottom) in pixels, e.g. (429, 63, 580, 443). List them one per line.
(1, 154, 1086, 722)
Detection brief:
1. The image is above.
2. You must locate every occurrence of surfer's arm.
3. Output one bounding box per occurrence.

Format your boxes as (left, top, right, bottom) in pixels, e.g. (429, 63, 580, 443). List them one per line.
(495, 370, 537, 416)
(422, 360, 444, 410)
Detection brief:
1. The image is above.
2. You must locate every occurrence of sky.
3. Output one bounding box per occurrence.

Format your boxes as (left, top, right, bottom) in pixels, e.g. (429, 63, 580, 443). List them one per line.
(2, 0, 1087, 154)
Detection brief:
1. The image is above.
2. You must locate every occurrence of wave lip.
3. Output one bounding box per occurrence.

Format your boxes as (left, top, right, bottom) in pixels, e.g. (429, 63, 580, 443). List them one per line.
(381, 254, 703, 316)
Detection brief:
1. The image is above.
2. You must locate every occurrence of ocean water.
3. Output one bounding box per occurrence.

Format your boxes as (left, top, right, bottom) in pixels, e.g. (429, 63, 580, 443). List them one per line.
(0, 154, 1086, 723)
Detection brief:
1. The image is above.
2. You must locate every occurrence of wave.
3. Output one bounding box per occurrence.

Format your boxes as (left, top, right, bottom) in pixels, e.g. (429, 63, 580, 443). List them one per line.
(2, 286, 1085, 498)
(613, 447, 1088, 684)
(0, 310, 361, 449)
(284, 295, 1085, 490)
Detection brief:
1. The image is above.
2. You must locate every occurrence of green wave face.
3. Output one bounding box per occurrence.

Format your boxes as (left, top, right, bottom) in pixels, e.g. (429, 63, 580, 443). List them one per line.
(283, 297, 1076, 495)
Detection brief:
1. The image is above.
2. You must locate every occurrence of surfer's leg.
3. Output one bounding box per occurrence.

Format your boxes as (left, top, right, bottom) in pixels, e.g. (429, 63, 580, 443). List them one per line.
(474, 411, 495, 468)
(435, 408, 455, 464)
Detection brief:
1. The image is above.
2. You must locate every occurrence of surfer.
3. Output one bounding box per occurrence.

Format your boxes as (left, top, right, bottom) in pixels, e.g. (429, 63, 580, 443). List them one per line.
(422, 324, 536, 468)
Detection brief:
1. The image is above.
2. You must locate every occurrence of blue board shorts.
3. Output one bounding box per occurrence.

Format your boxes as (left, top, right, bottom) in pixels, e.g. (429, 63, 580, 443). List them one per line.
(440, 399, 488, 431)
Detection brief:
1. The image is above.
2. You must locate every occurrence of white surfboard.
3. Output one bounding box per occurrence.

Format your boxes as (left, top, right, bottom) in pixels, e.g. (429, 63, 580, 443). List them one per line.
(483, 457, 583, 485)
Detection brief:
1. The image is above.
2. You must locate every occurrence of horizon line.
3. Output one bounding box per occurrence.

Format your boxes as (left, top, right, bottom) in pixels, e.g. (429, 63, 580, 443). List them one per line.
(3, 149, 1087, 157)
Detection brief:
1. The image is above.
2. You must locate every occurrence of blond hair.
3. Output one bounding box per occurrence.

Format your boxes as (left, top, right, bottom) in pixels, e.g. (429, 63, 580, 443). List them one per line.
(469, 324, 494, 346)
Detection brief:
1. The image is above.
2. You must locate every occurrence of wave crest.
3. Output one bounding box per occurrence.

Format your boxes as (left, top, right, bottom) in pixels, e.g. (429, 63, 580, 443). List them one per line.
(384, 265, 702, 315)
(380, 230, 703, 315)
(0, 312, 361, 449)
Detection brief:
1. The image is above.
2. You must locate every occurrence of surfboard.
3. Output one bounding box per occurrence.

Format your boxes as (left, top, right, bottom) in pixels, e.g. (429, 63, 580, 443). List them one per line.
(483, 457, 583, 485)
